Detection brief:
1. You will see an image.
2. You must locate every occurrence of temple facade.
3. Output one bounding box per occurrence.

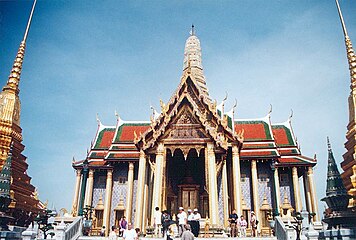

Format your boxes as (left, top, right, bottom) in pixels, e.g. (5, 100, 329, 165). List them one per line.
(0, 1, 40, 223)
(72, 30, 319, 236)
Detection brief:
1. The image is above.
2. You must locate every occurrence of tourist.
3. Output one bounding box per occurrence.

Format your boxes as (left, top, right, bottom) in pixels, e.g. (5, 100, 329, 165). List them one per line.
(123, 223, 138, 240)
(187, 209, 193, 229)
(250, 211, 257, 237)
(239, 215, 247, 237)
(191, 208, 201, 237)
(100, 226, 105, 236)
(177, 207, 187, 237)
(154, 207, 162, 237)
(109, 226, 117, 240)
(119, 216, 128, 236)
(161, 210, 171, 237)
(181, 224, 195, 240)
(228, 209, 238, 237)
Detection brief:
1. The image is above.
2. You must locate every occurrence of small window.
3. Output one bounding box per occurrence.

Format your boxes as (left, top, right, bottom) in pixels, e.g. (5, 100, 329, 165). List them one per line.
(280, 174, 289, 183)
(241, 174, 247, 183)
(118, 176, 127, 184)
(259, 174, 269, 182)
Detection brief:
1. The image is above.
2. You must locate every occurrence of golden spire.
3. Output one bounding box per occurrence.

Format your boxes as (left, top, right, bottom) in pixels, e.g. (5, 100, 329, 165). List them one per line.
(3, 0, 37, 94)
(335, 0, 356, 89)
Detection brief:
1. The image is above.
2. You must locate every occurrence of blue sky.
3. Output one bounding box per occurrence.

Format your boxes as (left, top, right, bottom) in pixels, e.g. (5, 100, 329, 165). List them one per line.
(0, 1, 355, 213)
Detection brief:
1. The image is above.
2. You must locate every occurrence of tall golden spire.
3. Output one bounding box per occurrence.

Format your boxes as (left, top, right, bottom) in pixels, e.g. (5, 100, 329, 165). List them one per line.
(0, 0, 37, 171)
(3, 0, 37, 94)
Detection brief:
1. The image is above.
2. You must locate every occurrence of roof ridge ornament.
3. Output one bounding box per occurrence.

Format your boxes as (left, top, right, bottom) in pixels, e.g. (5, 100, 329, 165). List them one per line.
(190, 24, 195, 36)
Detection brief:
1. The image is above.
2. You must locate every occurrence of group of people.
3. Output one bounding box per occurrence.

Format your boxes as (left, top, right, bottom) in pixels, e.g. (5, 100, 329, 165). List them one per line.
(229, 210, 257, 237)
(101, 216, 139, 240)
(153, 206, 201, 239)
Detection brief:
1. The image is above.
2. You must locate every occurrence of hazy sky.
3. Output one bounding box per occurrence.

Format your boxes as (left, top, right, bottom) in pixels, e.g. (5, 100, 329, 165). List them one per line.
(0, 1, 355, 213)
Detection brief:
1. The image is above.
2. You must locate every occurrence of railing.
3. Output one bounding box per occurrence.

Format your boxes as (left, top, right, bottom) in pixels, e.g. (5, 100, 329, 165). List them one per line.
(64, 217, 83, 240)
(274, 217, 295, 240)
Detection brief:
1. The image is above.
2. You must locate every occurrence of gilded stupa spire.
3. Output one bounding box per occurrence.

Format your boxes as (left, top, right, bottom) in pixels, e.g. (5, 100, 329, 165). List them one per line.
(3, 0, 37, 94)
(335, 0, 356, 90)
(183, 25, 209, 97)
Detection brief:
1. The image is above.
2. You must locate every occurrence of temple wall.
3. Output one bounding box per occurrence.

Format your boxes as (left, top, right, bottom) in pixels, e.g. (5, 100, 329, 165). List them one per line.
(92, 171, 107, 209)
(110, 164, 129, 227)
(279, 168, 295, 208)
(257, 162, 273, 208)
(240, 161, 252, 209)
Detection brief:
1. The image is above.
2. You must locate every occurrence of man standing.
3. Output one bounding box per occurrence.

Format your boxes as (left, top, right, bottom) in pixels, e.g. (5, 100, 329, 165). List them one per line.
(154, 207, 162, 237)
(239, 215, 247, 237)
(161, 210, 171, 237)
(192, 208, 201, 237)
(228, 209, 238, 237)
(123, 223, 137, 240)
(250, 211, 257, 237)
(177, 207, 187, 237)
(187, 209, 193, 230)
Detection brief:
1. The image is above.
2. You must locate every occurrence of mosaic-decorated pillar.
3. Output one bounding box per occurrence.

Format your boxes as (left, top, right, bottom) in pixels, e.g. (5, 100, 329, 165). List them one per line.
(135, 150, 146, 229)
(222, 160, 229, 227)
(85, 169, 95, 208)
(151, 143, 165, 222)
(274, 167, 280, 215)
(126, 162, 134, 223)
(103, 169, 113, 236)
(307, 166, 320, 221)
(292, 167, 302, 212)
(207, 142, 219, 225)
(251, 160, 260, 223)
(71, 169, 81, 216)
(232, 145, 242, 215)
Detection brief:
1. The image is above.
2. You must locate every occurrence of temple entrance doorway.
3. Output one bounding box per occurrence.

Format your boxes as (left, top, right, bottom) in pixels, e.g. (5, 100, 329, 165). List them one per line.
(166, 148, 208, 217)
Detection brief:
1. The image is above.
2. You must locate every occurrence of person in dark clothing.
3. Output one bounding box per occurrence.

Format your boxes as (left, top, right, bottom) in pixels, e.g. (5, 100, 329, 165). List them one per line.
(161, 210, 171, 237)
(228, 209, 238, 237)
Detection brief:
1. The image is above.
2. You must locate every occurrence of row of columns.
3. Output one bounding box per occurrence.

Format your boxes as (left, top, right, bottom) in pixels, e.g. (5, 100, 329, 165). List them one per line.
(71, 163, 136, 236)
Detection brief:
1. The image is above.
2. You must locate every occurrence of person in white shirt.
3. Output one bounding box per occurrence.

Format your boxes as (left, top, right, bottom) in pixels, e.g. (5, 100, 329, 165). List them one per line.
(192, 208, 201, 237)
(177, 207, 187, 237)
(153, 207, 162, 237)
(123, 223, 137, 240)
(239, 215, 247, 237)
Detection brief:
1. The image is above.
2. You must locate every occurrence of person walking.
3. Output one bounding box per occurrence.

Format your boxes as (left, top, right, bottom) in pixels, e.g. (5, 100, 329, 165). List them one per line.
(119, 216, 128, 237)
(191, 208, 201, 237)
(228, 209, 238, 237)
(177, 207, 187, 237)
(250, 211, 257, 237)
(239, 215, 247, 237)
(109, 226, 117, 240)
(154, 207, 162, 237)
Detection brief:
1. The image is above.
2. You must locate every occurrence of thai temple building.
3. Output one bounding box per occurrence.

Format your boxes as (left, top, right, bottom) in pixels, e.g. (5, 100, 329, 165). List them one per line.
(0, 0, 40, 224)
(72, 26, 320, 236)
(337, 0, 356, 209)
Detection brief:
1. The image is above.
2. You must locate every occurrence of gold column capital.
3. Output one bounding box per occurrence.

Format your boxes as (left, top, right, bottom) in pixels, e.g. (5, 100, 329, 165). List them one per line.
(307, 166, 314, 175)
(129, 162, 134, 170)
(140, 149, 145, 158)
(232, 145, 239, 154)
(89, 169, 94, 177)
(107, 169, 113, 178)
(157, 143, 165, 155)
(251, 159, 257, 168)
(76, 169, 81, 177)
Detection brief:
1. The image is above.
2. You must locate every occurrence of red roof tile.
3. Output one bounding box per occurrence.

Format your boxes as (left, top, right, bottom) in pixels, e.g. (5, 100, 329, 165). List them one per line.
(235, 120, 273, 141)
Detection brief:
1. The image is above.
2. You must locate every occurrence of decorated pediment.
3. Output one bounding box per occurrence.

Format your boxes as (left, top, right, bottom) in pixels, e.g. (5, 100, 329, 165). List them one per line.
(135, 74, 242, 152)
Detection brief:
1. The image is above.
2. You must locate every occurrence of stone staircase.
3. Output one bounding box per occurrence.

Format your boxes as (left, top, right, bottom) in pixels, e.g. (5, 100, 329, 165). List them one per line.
(78, 238, 276, 240)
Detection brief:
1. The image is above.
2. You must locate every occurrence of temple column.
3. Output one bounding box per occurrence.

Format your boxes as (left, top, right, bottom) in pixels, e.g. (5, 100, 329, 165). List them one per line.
(103, 169, 113, 236)
(307, 166, 320, 222)
(273, 166, 280, 216)
(126, 162, 134, 223)
(85, 169, 95, 208)
(232, 145, 242, 215)
(207, 142, 219, 225)
(303, 172, 312, 214)
(78, 161, 89, 216)
(292, 167, 302, 212)
(135, 150, 146, 229)
(151, 143, 165, 222)
(222, 159, 229, 227)
(71, 169, 81, 216)
(251, 160, 260, 224)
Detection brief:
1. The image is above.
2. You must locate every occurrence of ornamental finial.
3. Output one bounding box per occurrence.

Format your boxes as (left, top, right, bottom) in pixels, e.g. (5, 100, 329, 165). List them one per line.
(335, 0, 348, 37)
(190, 24, 195, 36)
(327, 136, 331, 150)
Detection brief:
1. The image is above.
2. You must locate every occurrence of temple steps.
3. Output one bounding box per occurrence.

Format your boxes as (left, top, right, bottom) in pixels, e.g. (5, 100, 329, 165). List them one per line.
(78, 237, 277, 240)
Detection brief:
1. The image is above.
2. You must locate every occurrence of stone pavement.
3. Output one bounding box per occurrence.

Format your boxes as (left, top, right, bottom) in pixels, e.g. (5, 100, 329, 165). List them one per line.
(78, 237, 277, 240)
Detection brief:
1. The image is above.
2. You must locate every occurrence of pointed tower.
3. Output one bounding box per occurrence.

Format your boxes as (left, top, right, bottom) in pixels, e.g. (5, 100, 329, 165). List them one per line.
(182, 25, 209, 97)
(336, 0, 356, 203)
(0, 0, 40, 217)
(321, 138, 356, 229)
